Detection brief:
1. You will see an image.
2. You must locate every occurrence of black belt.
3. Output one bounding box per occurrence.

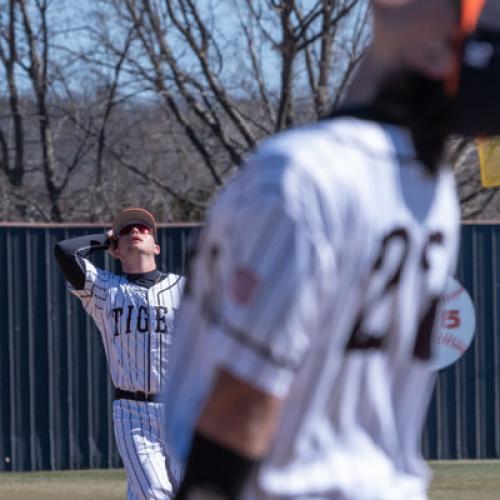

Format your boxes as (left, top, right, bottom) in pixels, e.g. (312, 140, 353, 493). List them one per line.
(114, 388, 159, 402)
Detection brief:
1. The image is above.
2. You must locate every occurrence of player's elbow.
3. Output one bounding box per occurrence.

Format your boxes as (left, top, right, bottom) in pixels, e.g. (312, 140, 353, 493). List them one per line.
(54, 239, 76, 268)
(54, 241, 65, 267)
(53, 240, 86, 290)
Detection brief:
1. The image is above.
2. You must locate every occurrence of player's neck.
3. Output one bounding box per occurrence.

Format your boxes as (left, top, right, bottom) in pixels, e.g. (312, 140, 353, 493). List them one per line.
(121, 255, 157, 274)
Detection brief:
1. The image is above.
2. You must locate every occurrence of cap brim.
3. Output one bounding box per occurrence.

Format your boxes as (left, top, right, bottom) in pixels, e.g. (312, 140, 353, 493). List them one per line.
(112, 208, 156, 236)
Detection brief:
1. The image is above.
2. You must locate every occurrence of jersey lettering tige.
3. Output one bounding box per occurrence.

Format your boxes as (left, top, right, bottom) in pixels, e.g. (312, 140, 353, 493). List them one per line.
(163, 117, 460, 499)
(71, 259, 184, 393)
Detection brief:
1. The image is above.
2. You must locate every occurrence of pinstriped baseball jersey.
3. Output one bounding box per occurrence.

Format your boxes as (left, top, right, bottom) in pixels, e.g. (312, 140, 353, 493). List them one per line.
(163, 117, 460, 499)
(71, 258, 184, 394)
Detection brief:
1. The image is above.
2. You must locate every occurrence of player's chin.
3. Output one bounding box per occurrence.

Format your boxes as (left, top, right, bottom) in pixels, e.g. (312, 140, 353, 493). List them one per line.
(130, 244, 152, 254)
(129, 241, 145, 250)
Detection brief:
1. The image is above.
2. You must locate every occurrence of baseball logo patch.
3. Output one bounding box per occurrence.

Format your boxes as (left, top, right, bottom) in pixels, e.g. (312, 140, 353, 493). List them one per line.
(429, 276, 476, 371)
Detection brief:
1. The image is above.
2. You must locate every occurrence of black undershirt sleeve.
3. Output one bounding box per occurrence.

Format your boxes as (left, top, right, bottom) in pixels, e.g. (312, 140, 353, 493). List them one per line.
(54, 233, 109, 290)
(175, 431, 257, 500)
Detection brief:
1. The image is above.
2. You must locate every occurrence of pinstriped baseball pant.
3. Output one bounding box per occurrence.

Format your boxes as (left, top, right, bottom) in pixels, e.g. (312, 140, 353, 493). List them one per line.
(113, 399, 181, 499)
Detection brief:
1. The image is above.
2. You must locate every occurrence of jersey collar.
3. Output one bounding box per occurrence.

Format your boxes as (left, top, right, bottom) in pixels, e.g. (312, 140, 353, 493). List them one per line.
(125, 268, 164, 288)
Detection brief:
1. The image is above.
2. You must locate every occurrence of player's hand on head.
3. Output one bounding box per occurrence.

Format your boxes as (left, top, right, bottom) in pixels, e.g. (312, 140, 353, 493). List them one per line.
(106, 229, 119, 259)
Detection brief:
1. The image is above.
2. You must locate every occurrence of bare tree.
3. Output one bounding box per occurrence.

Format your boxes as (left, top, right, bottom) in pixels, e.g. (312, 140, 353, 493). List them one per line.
(17, 0, 63, 220)
(90, 0, 370, 210)
(0, 0, 372, 222)
(0, 0, 91, 221)
(237, 0, 365, 128)
(0, 0, 25, 188)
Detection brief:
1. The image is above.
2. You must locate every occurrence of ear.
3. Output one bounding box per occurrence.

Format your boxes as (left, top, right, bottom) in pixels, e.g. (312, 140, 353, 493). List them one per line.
(109, 242, 121, 260)
(154, 244, 160, 256)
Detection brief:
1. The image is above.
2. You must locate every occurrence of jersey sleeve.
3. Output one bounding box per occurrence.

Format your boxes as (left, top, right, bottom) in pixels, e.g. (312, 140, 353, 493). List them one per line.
(199, 150, 334, 398)
(68, 258, 113, 320)
(54, 232, 109, 290)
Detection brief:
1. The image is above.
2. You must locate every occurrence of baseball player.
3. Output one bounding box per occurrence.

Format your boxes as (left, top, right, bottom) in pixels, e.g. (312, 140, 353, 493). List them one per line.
(54, 208, 183, 500)
(161, 1, 500, 499)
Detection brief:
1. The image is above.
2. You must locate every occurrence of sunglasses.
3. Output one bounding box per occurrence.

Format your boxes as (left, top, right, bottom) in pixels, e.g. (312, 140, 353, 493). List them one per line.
(118, 223, 153, 237)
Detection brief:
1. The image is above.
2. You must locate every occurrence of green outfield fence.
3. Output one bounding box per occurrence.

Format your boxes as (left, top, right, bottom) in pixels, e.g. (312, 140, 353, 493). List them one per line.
(0, 222, 499, 471)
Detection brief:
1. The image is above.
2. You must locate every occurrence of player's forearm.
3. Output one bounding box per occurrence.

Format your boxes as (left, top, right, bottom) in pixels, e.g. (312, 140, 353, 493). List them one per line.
(54, 233, 109, 290)
(197, 368, 282, 457)
(175, 369, 283, 500)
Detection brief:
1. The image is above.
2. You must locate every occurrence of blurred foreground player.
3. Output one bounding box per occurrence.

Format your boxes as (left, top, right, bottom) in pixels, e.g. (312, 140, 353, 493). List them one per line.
(163, 1, 500, 499)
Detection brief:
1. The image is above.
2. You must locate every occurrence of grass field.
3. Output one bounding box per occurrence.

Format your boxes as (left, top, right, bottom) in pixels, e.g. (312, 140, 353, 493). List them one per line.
(429, 460, 500, 500)
(0, 469, 126, 500)
(0, 461, 499, 499)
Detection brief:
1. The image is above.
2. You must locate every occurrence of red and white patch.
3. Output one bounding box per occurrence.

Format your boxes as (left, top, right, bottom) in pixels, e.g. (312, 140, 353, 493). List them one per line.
(231, 267, 260, 305)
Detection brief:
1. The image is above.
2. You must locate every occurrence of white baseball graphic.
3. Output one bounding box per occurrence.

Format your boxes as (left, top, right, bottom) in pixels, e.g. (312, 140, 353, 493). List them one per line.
(430, 276, 476, 371)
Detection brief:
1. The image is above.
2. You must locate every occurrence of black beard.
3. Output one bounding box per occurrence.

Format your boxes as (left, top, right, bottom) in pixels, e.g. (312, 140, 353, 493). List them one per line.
(369, 71, 454, 173)
(328, 71, 455, 174)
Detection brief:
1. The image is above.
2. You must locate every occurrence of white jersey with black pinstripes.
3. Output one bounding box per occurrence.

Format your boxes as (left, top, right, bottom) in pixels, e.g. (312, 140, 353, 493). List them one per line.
(162, 117, 460, 499)
(71, 259, 184, 394)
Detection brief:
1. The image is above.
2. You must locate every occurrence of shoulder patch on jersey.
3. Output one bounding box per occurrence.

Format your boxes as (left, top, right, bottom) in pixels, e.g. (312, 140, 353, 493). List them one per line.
(231, 266, 260, 305)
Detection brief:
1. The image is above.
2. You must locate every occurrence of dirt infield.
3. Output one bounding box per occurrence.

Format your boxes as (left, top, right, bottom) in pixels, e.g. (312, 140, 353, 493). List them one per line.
(1, 461, 500, 499)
